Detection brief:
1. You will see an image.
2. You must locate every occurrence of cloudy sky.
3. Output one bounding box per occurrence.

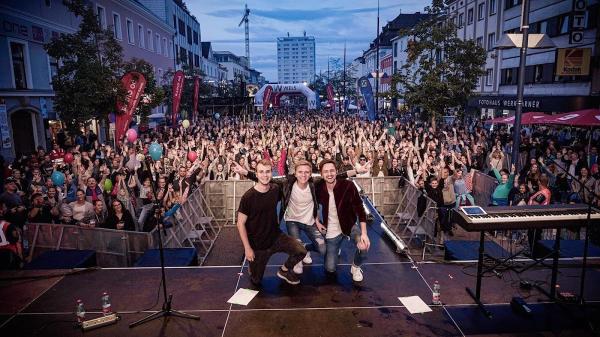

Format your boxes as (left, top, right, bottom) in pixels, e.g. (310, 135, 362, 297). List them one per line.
(187, 0, 426, 82)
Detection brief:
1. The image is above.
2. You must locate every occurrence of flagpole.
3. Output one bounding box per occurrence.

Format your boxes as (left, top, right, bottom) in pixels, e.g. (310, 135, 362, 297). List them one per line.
(343, 41, 347, 114)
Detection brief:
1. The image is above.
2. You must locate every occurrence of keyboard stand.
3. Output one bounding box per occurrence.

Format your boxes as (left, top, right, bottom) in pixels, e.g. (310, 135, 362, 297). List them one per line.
(466, 228, 564, 318)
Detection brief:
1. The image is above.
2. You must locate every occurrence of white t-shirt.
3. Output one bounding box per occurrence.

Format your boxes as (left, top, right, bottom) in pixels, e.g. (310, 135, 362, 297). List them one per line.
(284, 182, 314, 225)
(326, 189, 342, 239)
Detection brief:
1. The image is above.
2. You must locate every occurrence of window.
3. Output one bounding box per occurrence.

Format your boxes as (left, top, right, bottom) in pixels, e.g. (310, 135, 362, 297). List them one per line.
(45, 0, 51, 7)
(458, 13, 464, 27)
(178, 19, 185, 36)
(112, 13, 122, 40)
(10, 41, 28, 89)
(194, 54, 200, 68)
(467, 8, 474, 25)
(48, 56, 59, 86)
(559, 15, 570, 34)
(126, 19, 134, 44)
(187, 26, 192, 45)
(476, 36, 483, 47)
(163, 37, 168, 57)
(179, 47, 187, 63)
(188, 51, 193, 66)
(157, 68, 163, 85)
(505, 0, 522, 10)
(138, 24, 144, 48)
(487, 32, 496, 51)
(155, 34, 161, 54)
(147, 29, 153, 51)
(96, 5, 106, 29)
(533, 64, 544, 83)
(478, 3, 485, 20)
(489, 0, 497, 15)
(193, 31, 199, 44)
(485, 69, 493, 86)
(169, 41, 174, 59)
(501, 68, 517, 85)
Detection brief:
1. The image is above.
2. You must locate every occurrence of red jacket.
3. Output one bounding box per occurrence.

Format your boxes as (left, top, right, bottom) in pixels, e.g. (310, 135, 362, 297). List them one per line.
(316, 179, 366, 236)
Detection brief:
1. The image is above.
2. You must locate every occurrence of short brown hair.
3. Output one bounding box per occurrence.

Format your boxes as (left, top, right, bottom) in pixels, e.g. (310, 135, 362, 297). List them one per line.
(294, 160, 312, 172)
(318, 159, 337, 172)
(257, 159, 272, 168)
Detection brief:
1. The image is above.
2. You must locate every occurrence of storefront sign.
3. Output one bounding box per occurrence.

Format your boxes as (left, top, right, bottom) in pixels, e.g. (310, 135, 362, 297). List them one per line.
(570, 0, 587, 44)
(0, 104, 12, 149)
(556, 48, 591, 76)
(469, 95, 600, 112)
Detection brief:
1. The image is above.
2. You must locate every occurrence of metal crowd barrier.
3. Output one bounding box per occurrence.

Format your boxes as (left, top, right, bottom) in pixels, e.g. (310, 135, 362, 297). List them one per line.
(23, 223, 152, 267)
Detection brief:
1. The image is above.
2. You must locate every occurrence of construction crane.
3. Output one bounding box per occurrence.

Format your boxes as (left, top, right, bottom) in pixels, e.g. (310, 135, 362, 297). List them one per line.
(238, 4, 250, 67)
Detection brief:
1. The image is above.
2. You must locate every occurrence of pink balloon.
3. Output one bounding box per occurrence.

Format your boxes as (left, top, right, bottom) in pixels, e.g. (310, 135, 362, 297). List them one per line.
(126, 129, 137, 143)
(64, 152, 74, 164)
(187, 151, 197, 162)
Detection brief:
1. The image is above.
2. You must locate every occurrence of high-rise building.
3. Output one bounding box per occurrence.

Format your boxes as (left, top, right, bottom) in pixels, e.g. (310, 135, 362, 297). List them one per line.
(277, 34, 315, 84)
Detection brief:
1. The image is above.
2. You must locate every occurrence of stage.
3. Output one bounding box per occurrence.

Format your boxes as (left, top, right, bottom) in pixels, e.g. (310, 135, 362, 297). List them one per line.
(1, 206, 600, 336)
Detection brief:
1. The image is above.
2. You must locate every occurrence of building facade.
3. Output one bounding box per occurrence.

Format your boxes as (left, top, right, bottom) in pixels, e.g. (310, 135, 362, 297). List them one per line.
(277, 34, 316, 84)
(214, 51, 249, 82)
(445, 0, 599, 117)
(200, 42, 227, 85)
(137, 0, 200, 69)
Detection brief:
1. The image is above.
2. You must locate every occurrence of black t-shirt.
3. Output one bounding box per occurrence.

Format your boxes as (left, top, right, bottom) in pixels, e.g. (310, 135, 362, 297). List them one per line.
(238, 184, 281, 250)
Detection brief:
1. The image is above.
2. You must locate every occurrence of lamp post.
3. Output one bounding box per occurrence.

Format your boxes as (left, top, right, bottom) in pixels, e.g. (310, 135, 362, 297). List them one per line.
(494, 0, 554, 171)
(375, 0, 380, 115)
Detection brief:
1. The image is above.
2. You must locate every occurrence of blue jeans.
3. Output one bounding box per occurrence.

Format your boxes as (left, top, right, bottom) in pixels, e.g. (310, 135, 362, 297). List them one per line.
(325, 225, 367, 273)
(285, 221, 326, 256)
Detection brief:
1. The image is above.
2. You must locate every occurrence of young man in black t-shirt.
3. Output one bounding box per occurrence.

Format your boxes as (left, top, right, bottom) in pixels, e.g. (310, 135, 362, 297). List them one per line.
(237, 159, 307, 286)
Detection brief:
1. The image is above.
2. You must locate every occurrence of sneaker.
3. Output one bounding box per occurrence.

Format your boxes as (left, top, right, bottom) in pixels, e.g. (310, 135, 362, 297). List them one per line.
(277, 267, 300, 285)
(302, 251, 312, 264)
(293, 261, 303, 274)
(350, 264, 363, 282)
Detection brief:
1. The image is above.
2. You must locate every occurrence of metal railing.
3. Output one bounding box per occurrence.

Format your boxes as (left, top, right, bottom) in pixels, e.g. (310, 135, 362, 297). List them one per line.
(23, 223, 152, 267)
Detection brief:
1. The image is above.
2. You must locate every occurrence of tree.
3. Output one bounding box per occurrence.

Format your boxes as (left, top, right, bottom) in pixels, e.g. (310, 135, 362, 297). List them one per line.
(122, 58, 165, 126)
(45, 0, 124, 133)
(394, 0, 486, 129)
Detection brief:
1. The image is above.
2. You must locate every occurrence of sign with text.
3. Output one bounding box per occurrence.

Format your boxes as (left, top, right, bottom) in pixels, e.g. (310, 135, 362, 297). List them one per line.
(570, 0, 587, 44)
(556, 48, 591, 76)
(0, 104, 12, 148)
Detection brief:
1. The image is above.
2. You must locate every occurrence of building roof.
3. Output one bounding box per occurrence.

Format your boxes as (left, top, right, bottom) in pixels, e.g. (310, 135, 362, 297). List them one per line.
(369, 12, 431, 49)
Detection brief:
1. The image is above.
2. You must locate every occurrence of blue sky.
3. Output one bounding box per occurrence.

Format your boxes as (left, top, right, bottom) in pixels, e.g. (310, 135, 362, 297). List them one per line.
(187, 0, 427, 82)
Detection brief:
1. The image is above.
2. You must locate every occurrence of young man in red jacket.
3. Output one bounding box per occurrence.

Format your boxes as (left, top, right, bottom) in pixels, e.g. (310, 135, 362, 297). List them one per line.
(316, 159, 370, 282)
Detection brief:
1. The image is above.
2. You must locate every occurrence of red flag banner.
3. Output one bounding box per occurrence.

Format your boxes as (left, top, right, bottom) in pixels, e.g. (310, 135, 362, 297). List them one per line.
(115, 72, 146, 142)
(171, 70, 185, 127)
(326, 83, 335, 109)
(262, 85, 273, 112)
(192, 76, 200, 123)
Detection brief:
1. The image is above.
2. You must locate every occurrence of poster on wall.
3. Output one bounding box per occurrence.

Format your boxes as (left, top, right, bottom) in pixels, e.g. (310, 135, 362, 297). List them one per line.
(556, 48, 591, 76)
(0, 104, 12, 149)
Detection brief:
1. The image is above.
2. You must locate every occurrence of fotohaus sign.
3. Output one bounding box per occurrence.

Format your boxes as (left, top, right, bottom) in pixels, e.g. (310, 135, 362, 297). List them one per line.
(570, 0, 587, 44)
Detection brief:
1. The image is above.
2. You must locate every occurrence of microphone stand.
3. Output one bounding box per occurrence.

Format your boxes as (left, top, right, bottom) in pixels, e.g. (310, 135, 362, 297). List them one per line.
(130, 156, 199, 328)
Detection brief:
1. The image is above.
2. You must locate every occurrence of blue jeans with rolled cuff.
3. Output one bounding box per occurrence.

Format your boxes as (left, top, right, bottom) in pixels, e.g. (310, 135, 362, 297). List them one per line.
(324, 224, 367, 273)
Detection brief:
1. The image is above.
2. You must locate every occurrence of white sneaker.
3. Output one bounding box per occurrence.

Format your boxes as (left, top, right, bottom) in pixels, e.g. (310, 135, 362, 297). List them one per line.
(351, 264, 363, 282)
(293, 261, 303, 274)
(302, 251, 312, 264)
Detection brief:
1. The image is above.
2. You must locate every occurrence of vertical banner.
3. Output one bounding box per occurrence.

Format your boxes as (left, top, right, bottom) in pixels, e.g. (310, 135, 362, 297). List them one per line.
(171, 70, 185, 127)
(192, 75, 200, 123)
(0, 104, 11, 148)
(115, 72, 146, 142)
(326, 83, 335, 109)
(358, 76, 375, 121)
(262, 85, 273, 125)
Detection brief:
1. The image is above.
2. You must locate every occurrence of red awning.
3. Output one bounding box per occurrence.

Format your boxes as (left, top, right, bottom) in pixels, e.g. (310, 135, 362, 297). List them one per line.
(485, 112, 549, 125)
(543, 109, 600, 126)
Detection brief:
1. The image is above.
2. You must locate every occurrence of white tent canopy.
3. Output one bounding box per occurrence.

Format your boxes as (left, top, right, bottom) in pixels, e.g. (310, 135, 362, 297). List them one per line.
(254, 83, 317, 110)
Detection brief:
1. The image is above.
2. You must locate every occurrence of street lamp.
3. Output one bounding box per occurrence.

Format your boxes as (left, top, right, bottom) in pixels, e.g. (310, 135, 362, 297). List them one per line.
(369, 71, 388, 114)
(494, 0, 555, 171)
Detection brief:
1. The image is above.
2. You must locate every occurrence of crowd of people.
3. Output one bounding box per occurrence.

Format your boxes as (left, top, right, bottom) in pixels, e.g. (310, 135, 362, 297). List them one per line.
(1, 109, 599, 269)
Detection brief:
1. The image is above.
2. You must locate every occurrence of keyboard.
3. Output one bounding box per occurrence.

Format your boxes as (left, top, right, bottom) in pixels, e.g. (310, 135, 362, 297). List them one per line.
(451, 204, 600, 231)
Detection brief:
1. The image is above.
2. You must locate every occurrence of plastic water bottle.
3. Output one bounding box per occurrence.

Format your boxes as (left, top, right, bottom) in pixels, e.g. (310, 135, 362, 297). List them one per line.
(432, 281, 441, 305)
(76, 299, 86, 323)
(101, 292, 112, 315)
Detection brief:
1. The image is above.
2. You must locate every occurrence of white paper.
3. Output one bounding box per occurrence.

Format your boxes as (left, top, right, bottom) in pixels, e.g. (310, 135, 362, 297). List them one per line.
(227, 288, 259, 306)
(398, 296, 433, 314)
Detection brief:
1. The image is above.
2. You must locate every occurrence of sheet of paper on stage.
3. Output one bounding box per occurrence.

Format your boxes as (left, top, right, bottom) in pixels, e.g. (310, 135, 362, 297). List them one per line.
(398, 296, 432, 314)
(227, 288, 259, 306)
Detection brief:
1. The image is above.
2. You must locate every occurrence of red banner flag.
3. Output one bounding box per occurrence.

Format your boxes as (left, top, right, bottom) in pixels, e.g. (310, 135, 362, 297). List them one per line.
(262, 85, 273, 112)
(192, 76, 200, 123)
(115, 72, 146, 143)
(326, 83, 335, 109)
(171, 70, 185, 127)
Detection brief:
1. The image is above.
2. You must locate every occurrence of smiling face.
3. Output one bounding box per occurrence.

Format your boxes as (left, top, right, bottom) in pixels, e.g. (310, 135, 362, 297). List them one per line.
(320, 162, 337, 185)
(256, 162, 272, 186)
(294, 163, 311, 185)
